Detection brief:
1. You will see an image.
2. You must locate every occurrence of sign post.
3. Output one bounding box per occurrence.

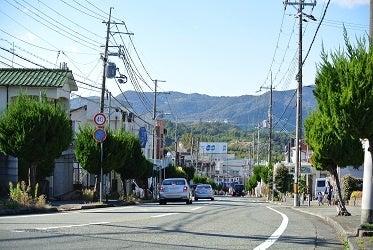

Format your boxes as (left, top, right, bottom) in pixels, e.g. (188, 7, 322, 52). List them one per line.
(93, 113, 107, 203)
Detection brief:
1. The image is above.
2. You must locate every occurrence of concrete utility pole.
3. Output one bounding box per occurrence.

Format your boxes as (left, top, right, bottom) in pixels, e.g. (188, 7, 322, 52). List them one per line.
(258, 73, 274, 200)
(284, 0, 316, 207)
(152, 79, 166, 193)
(99, 7, 113, 203)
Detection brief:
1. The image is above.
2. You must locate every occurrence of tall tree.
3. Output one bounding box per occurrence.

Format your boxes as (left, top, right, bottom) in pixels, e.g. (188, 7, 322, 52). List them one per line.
(74, 126, 123, 196)
(275, 164, 292, 196)
(0, 94, 72, 189)
(313, 32, 373, 222)
(305, 110, 363, 215)
(114, 131, 149, 185)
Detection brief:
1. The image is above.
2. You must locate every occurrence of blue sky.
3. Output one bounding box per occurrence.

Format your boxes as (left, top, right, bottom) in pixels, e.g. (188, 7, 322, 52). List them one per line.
(0, 0, 369, 98)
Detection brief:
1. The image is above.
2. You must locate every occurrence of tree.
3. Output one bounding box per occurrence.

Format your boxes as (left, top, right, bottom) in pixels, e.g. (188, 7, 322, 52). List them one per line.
(114, 131, 148, 181)
(74, 126, 123, 196)
(275, 164, 292, 195)
(183, 165, 196, 182)
(305, 110, 363, 215)
(310, 32, 372, 219)
(0, 94, 72, 189)
(165, 165, 188, 179)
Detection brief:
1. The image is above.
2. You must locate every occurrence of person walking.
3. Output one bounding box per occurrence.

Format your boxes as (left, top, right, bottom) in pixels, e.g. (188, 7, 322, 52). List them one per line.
(317, 191, 324, 206)
(324, 181, 333, 206)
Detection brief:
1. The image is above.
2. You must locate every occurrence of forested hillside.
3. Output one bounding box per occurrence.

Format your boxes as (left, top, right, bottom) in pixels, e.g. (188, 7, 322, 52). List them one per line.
(164, 121, 294, 162)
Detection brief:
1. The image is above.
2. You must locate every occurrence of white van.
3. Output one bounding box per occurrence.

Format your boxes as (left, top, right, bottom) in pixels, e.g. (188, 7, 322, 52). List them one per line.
(315, 178, 327, 196)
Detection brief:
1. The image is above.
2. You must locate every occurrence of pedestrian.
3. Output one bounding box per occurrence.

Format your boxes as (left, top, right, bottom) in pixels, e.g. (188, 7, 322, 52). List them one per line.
(324, 181, 333, 206)
(317, 191, 323, 206)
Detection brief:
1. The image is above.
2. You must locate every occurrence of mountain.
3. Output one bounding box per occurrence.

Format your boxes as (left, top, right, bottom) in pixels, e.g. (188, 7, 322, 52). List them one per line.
(71, 86, 317, 131)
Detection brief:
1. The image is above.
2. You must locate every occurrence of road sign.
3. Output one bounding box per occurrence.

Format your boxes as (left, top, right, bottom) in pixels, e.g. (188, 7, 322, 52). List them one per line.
(93, 128, 107, 142)
(93, 113, 107, 126)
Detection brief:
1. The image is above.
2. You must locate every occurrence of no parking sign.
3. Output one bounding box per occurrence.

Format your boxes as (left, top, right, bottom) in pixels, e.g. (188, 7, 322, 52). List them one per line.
(93, 128, 107, 142)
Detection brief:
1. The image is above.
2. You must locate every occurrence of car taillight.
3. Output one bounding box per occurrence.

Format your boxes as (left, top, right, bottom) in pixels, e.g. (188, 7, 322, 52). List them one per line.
(159, 186, 164, 191)
(183, 186, 188, 192)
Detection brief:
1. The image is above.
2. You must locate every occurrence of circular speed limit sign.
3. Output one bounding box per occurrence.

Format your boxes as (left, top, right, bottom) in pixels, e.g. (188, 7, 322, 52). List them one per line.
(93, 113, 107, 126)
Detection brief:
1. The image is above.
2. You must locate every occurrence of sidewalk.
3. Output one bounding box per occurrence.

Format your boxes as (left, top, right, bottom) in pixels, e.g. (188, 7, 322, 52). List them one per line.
(272, 198, 373, 250)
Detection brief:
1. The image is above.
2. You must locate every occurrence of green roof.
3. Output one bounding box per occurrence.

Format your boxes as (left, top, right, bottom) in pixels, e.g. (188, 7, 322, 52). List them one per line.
(0, 68, 78, 91)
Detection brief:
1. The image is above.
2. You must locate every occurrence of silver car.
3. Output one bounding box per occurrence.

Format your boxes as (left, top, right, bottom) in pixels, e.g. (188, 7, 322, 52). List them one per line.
(159, 178, 193, 205)
(194, 184, 214, 201)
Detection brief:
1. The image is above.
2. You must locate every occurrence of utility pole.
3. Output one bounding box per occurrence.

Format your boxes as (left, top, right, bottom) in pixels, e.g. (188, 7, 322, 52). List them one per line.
(257, 123, 260, 166)
(99, 8, 130, 202)
(152, 79, 166, 191)
(258, 73, 274, 200)
(98, 7, 113, 203)
(284, 0, 316, 207)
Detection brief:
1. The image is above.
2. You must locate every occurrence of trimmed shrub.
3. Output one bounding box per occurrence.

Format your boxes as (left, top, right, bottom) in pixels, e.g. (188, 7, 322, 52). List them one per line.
(341, 174, 363, 201)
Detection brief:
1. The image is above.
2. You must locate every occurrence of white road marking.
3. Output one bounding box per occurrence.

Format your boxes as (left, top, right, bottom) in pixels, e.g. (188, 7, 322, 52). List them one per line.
(191, 206, 202, 211)
(253, 206, 289, 250)
(151, 213, 179, 218)
(36, 221, 110, 230)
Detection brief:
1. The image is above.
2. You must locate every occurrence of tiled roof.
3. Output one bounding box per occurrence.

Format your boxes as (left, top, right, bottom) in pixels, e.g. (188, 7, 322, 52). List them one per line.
(0, 68, 78, 91)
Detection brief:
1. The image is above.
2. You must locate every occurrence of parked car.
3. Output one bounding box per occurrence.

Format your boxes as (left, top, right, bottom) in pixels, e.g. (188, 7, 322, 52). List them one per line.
(232, 184, 245, 197)
(159, 178, 193, 205)
(194, 184, 214, 201)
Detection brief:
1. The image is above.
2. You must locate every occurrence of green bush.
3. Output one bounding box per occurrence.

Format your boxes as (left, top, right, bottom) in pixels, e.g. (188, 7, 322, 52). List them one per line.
(341, 175, 363, 201)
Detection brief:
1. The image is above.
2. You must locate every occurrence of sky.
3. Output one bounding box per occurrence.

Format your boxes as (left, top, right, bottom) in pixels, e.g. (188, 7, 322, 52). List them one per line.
(0, 0, 369, 99)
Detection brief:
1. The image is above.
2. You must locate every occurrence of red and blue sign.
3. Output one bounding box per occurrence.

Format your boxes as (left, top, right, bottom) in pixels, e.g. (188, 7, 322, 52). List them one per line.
(93, 128, 107, 142)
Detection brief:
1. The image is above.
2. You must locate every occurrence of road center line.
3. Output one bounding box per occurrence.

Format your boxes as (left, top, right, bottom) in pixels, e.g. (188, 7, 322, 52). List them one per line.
(36, 221, 110, 230)
(254, 206, 289, 250)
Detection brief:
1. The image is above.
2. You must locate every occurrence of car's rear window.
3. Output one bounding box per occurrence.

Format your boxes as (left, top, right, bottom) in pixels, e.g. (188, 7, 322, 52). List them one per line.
(163, 180, 186, 185)
(197, 185, 211, 189)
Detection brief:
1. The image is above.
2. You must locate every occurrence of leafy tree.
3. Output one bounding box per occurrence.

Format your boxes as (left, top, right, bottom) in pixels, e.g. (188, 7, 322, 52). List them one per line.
(115, 131, 148, 181)
(75, 126, 123, 196)
(183, 165, 196, 181)
(193, 174, 209, 184)
(0, 94, 72, 189)
(246, 176, 258, 195)
(312, 32, 373, 219)
(305, 109, 363, 215)
(165, 165, 188, 179)
(275, 164, 292, 195)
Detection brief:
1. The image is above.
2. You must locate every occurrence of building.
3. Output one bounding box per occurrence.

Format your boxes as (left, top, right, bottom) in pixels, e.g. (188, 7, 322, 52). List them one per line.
(0, 67, 78, 196)
(70, 95, 156, 195)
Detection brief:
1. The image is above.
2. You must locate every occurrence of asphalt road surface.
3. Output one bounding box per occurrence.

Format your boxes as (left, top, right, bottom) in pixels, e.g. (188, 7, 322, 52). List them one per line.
(0, 197, 344, 249)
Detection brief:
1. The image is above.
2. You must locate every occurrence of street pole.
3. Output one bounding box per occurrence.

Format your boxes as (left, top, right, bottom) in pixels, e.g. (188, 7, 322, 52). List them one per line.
(257, 123, 260, 166)
(99, 7, 113, 203)
(152, 79, 165, 194)
(295, 0, 302, 207)
(284, 0, 316, 207)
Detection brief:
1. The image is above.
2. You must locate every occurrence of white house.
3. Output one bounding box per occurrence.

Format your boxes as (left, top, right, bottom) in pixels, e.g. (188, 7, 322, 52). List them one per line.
(0, 67, 78, 197)
(70, 95, 155, 195)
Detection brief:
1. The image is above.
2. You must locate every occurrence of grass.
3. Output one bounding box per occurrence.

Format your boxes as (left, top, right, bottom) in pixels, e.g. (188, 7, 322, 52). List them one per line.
(361, 223, 373, 230)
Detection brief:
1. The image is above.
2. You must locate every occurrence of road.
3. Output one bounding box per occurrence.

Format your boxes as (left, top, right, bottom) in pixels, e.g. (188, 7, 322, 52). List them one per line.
(0, 197, 344, 249)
